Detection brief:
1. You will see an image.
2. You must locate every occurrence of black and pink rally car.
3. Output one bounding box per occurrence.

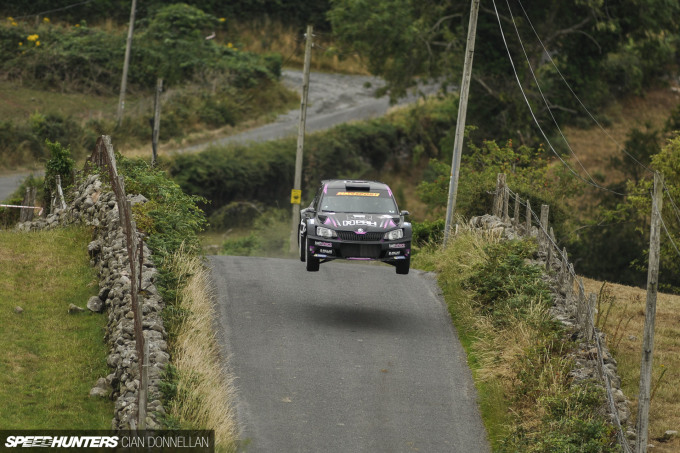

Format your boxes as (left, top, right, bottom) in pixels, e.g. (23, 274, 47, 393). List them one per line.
(298, 179, 412, 274)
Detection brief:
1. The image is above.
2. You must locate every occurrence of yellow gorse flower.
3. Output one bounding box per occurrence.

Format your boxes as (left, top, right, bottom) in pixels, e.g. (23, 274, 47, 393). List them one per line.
(42, 17, 50, 23)
(27, 34, 39, 42)
(36, 41, 40, 46)
(219, 17, 226, 22)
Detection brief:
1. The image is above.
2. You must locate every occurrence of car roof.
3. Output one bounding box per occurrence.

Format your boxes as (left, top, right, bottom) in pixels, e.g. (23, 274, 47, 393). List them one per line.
(321, 179, 391, 192)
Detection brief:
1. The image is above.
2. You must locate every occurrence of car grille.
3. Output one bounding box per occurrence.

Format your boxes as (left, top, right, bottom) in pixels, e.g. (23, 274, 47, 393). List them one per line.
(337, 231, 383, 241)
(340, 244, 382, 259)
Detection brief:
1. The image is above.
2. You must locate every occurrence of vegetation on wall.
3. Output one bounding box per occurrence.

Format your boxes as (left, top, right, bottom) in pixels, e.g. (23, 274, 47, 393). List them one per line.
(413, 232, 618, 452)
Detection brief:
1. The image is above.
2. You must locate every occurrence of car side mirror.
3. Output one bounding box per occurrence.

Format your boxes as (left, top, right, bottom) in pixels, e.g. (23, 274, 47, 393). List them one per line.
(400, 210, 410, 217)
(301, 207, 315, 216)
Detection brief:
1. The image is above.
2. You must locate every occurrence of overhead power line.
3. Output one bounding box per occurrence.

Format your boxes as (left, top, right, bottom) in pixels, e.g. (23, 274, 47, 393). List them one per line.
(11, 0, 97, 20)
(514, 0, 656, 177)
(490, 0, 625, 196)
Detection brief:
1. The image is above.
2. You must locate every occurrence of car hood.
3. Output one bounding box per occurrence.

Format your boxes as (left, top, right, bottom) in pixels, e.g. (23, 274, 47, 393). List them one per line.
(317, 212, 401, 232)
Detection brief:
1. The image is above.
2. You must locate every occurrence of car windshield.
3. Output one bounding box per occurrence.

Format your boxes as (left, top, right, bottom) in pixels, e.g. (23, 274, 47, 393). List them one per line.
(320, 189, 398, 214)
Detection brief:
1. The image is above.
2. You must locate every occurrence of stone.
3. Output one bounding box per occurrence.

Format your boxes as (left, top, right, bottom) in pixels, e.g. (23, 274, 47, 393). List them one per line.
(14, 306, 23, 314)
(68, 303, 85, 314)
(89, 377, 112, 398)
(661, 431, 678, 442)
(87, 296, 104, 313)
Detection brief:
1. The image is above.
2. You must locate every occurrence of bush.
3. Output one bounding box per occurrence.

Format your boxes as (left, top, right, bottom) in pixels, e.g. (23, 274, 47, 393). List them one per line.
(412, 219, 445, 246)
(43, 139, 75, 213)
(465, 240, 553, 328)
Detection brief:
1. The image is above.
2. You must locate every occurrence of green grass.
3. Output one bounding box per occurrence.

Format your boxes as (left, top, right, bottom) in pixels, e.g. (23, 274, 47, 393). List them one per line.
(0, 226, 112, 429)
(0, 80, 132, 122)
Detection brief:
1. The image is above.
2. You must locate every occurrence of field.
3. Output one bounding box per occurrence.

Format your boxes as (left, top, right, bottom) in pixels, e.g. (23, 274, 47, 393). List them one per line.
(582, 277, 680, 452)
(0, 226, 112, 429)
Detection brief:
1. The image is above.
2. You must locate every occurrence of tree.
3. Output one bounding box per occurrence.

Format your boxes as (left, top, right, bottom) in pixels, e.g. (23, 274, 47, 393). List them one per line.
(328, 0, 680, 140)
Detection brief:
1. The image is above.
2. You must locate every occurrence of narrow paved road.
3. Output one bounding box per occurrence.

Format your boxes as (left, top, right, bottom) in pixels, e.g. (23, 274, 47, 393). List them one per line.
(210, 256, 489, 453)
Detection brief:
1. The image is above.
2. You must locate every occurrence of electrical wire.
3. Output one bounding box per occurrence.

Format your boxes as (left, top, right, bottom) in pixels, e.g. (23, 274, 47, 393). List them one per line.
(490, 0, 625, 196)
(514, 0, 656, 176)
(503, 0, 598, 186)
(11, 0, 97, 20)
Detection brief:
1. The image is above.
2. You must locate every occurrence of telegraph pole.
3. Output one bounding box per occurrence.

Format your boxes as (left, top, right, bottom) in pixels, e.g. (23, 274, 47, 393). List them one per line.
(289, 25, 313, 254)
(117, 0, 137, 127)
(636, 172, 664, 453)
(443, 0, 480, 246)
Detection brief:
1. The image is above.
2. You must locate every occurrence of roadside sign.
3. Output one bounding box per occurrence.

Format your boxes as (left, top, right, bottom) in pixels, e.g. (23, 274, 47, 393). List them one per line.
(291, 189, 302, 204)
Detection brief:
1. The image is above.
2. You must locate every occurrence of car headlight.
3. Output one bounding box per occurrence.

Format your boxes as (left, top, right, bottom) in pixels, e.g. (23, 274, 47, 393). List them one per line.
(384, 229, 403, 240)
(316, 226, 337, 238)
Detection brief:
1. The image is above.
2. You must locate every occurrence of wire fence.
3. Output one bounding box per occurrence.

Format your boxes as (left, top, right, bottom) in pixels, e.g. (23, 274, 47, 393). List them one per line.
(491, 173, 633, 453)
(86, 135, 148, 430)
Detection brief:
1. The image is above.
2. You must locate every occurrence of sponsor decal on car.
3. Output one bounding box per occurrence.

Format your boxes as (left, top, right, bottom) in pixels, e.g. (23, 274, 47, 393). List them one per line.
(387, 250, 402, 256)
(389, 243, 406, 248)
(335, 192, 380, 197)
(319, 248, 333, 254)
(315, 241, 333, 247)
(342, 220, 377, 227)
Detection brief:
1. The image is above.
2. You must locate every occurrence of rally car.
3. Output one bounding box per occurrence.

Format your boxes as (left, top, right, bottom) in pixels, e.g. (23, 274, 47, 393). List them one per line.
(298, 179, 412, 274)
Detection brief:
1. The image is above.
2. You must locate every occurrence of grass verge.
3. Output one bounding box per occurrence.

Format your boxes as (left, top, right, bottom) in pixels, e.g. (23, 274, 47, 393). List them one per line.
(0, 226, 112, 429)
(413, 227, 619, 452)
(161, 249, 238, 453)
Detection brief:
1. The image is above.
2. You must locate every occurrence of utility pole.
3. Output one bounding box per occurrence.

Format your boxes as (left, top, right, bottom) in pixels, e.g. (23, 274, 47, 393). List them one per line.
(117, 0, 137, 127)
(443, 0, 480, 246)
(151, 78, 163, 166)
(636, 172, 664, 453)
(289, 25, 313, 254)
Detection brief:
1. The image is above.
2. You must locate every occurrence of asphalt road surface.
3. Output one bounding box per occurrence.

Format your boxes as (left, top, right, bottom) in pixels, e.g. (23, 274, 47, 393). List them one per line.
(210, 256, 489, 453)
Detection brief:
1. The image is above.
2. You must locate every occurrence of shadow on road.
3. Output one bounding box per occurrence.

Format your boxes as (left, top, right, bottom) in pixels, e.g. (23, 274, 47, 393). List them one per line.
(300, 302, 425, 335)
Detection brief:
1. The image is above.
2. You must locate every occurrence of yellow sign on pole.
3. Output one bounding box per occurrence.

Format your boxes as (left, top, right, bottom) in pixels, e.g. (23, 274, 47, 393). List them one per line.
(291, 189, 302, 204)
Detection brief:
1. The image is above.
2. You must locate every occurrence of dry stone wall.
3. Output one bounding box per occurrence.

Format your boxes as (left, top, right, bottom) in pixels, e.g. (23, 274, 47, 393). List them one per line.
(16, 173, 168, 430)
(469, 213, 635, 447)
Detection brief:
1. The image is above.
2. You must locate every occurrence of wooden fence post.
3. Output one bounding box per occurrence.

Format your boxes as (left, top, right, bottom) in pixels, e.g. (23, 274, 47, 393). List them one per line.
(151, 78, 163, 167)
(539, 204, 549, 253)
(636, 172, 664, 453)
(525, 199, 532, 235)
(502, 186, 510, 223)
(20, 187, 36, 222)
(513, 193, 520, 226)
(587, 293, 596, 341)
(493, 173, 506, 217)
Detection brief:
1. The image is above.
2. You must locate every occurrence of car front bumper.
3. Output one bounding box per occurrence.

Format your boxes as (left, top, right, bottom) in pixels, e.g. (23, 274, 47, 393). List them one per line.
(307, 236, 411, 262)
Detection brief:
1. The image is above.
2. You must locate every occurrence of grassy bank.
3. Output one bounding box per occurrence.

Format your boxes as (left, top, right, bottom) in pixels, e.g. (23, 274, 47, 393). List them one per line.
(0, 226, 112, 428)
(413, 229, 619, 452)
(162, 251, 238, 452)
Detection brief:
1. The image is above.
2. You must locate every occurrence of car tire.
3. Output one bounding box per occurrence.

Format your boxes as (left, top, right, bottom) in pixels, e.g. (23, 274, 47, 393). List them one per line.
(305, 235, 319, 272)
(396, 256, 410, 275)
(299, 231, 306, 262)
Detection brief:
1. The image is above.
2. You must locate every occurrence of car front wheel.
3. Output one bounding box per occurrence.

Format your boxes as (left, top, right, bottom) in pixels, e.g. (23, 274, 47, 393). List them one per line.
(396, 256, 410, 275)
(305, 235, 319, 272)
(299, 231, 306, 262)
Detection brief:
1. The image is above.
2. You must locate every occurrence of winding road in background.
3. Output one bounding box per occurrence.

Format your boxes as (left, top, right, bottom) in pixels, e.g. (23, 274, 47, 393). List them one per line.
(211, 256, 489, 452)
(0, 70, 438, 201)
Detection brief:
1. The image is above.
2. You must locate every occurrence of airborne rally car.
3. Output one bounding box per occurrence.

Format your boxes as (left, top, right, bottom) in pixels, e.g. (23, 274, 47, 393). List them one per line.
(298, 180, 412, 274)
